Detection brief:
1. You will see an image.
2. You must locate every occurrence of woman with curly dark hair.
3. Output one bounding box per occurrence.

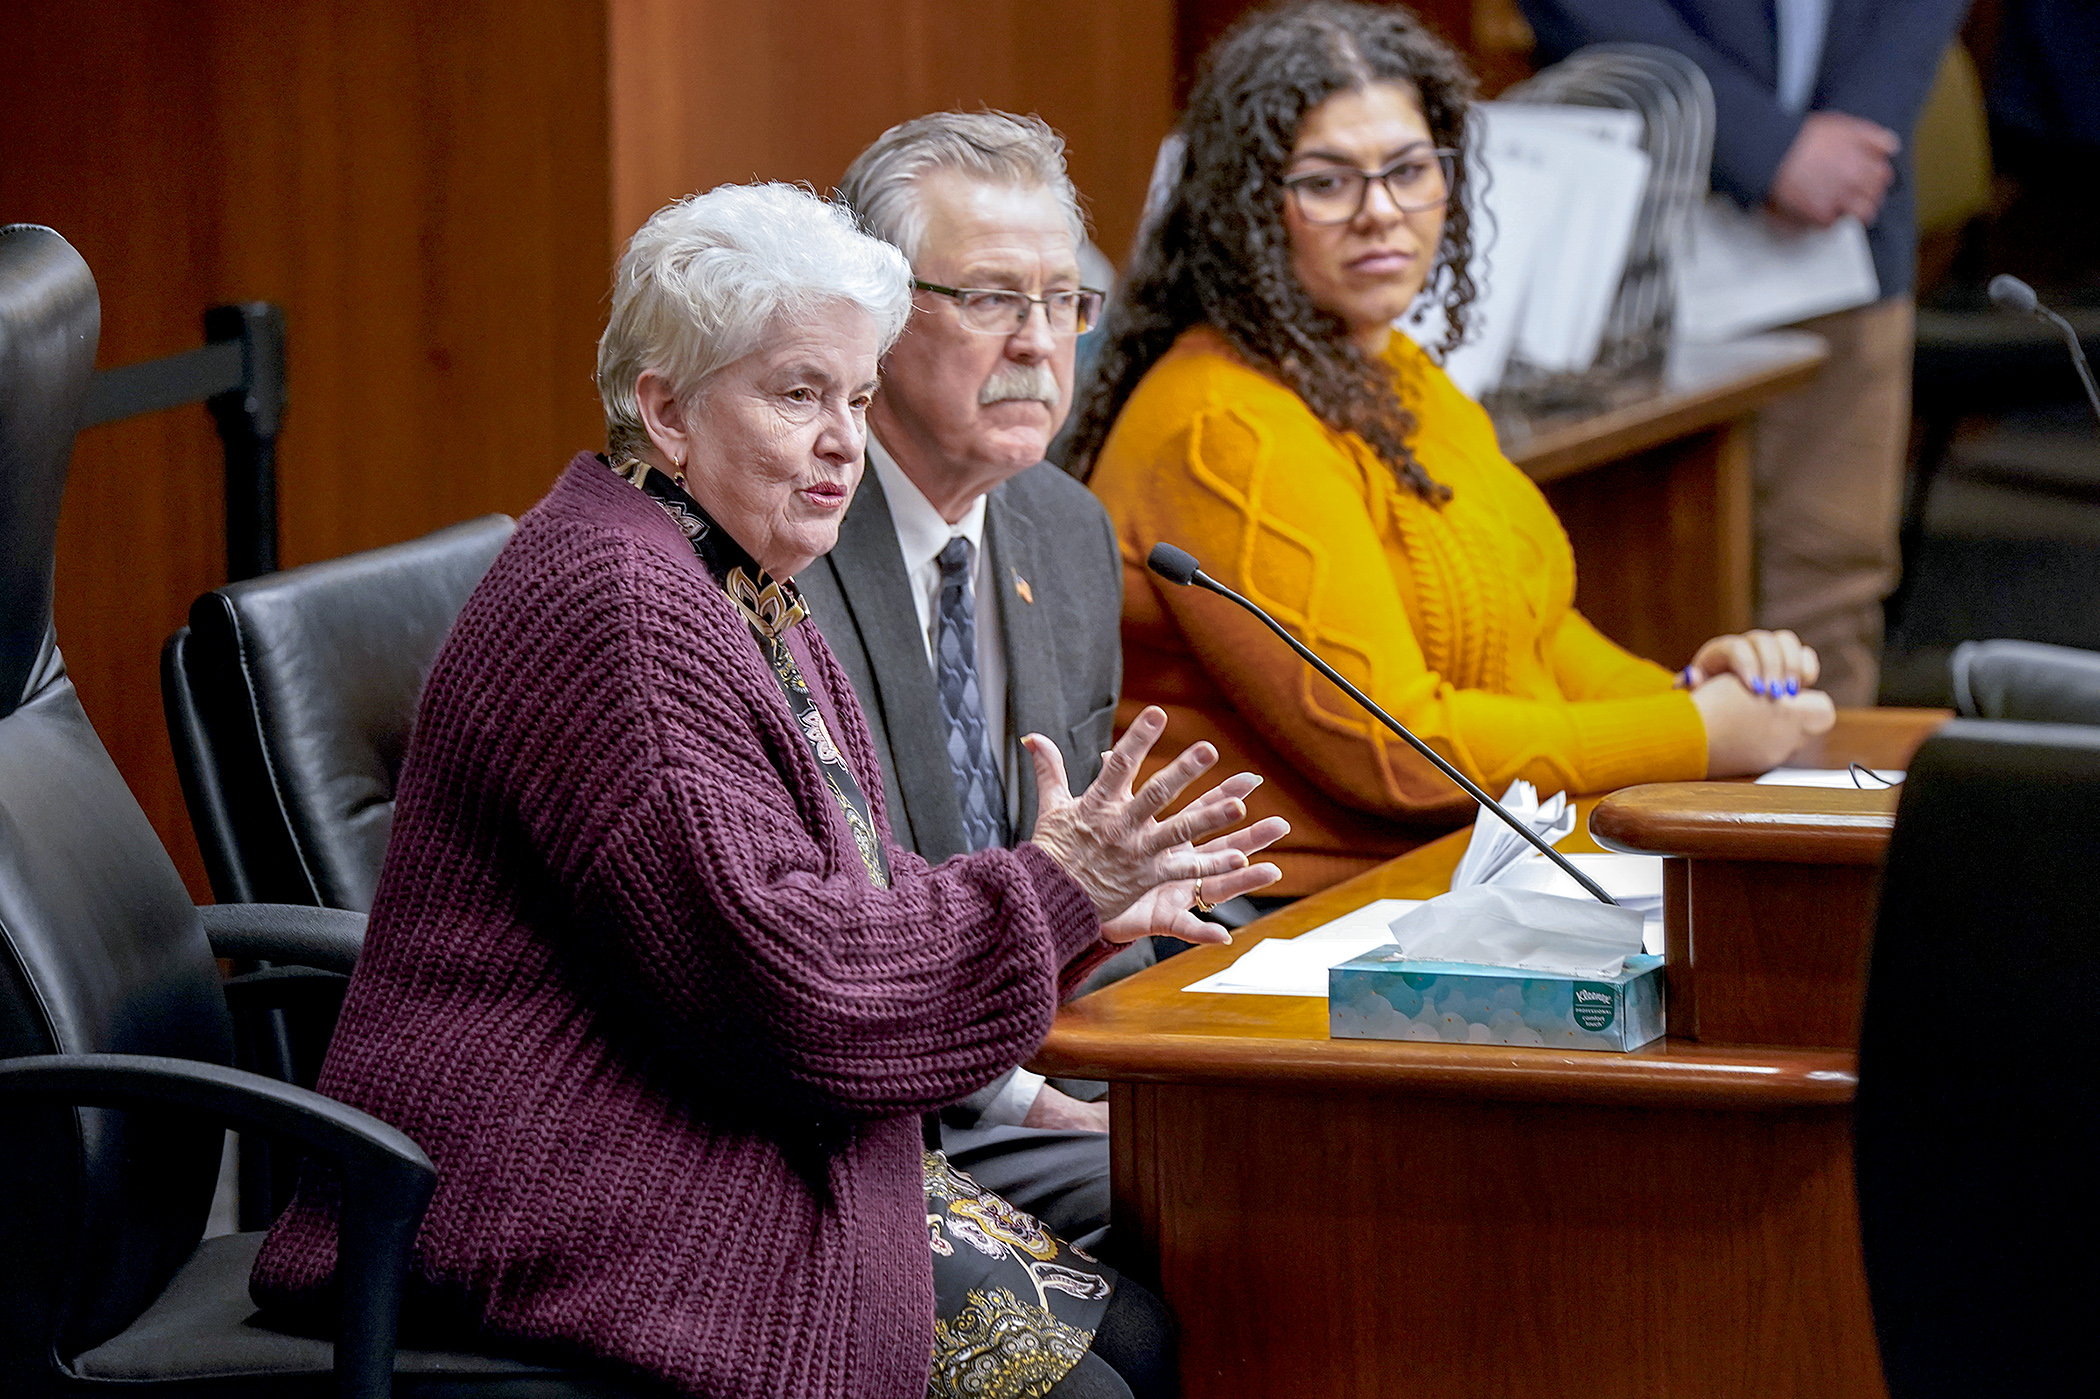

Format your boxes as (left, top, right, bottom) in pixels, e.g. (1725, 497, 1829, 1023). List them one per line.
(1071, 0, 1834, 897)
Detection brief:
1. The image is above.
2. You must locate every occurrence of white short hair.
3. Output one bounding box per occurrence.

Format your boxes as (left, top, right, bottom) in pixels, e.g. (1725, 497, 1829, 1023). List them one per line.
(837, 110, 1087, 264)
(597, 182, 913, 460)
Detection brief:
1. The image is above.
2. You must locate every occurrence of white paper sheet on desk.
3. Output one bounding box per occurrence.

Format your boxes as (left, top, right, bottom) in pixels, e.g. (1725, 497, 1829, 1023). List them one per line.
(1181, 899, 1424, 996)
(1755, 767, 1904, 788)
(1675, 196, 1878, 342)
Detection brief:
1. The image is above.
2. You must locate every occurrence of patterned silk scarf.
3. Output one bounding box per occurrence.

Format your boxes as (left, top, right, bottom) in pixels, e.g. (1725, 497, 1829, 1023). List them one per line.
(610, 455, 890, 889)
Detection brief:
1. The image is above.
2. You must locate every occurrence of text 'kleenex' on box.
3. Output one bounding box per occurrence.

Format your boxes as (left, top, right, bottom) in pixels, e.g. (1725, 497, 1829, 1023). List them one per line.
(1329, 950, 1666, 1053)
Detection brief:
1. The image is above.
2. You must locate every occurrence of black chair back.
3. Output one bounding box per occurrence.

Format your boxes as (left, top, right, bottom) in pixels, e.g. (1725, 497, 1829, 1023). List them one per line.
(0, 226, 233, 1372)
(164, 514, 514, 909)
(1950, 637, 2100, 724)
(1857, 719, 2100, 1393)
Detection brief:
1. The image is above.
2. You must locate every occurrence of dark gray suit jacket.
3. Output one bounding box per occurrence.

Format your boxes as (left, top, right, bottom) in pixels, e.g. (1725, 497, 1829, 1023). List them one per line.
(800, 460, 1124, 864)
(802, 459, 1132, 1202)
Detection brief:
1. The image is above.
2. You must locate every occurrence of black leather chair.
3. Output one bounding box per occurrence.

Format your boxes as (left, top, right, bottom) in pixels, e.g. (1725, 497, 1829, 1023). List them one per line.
(1949, 637, 2100, 725)
(164, 513, 514, 910)
(1855, 720, 2099, 1394)
(0, 225, 625, 1398)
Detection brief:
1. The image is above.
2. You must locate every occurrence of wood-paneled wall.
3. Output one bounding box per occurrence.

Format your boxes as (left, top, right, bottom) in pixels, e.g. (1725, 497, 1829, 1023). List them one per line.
(3, 1, 613, 897)
(1174, 0, 1535, 101)
(3, 1, 1177, 899)
(609, 0, 1176, 262)
(12, 3, 1531, 902)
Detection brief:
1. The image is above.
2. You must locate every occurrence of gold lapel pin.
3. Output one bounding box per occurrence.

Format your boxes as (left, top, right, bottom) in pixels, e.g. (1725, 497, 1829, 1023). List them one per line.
(1013, 572, 1034, 605)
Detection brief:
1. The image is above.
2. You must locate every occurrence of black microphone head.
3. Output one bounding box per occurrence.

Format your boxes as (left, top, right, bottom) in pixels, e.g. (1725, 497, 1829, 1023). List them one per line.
(1147, 542, 1203, 586)
(1989, 273, 2040, 316)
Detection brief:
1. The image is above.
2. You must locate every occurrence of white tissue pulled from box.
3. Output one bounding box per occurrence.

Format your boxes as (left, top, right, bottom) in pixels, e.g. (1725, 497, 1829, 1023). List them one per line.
(1446, 781, 1665, 953)
(1385, 885, 1647, 979)
(1489, 851, 1667, 954)
(1755, 767, 1904, 788)
(1180, 899, 1424, 996)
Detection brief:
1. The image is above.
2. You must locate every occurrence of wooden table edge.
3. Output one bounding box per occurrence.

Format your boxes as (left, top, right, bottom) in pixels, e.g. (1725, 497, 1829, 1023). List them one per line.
(1033, 1027, 1857, 1109)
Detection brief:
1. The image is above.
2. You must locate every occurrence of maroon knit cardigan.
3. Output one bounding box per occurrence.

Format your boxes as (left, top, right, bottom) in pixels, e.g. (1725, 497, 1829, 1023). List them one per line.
(251, 456, 1112, 1397)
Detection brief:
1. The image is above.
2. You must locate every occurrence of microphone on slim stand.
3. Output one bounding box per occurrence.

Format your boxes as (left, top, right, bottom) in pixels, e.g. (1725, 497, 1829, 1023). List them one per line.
(1146, 542, 1618, 906)
(1988, 274, 2100, 428)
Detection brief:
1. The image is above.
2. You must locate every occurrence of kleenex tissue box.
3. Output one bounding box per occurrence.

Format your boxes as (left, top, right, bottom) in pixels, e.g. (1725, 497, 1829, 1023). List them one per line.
(1329, 949, 1666, 1052)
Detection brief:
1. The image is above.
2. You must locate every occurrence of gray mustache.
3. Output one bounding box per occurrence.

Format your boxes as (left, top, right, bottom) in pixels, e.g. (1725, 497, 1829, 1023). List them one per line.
(979, 361, 1061, 406)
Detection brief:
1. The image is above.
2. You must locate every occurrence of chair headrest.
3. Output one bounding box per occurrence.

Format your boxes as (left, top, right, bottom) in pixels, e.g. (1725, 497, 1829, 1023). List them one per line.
(0, 226, 99, 722)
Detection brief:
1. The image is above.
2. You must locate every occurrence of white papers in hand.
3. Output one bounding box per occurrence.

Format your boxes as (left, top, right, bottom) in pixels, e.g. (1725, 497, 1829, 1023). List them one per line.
(1755, 767, 1904, 788)
(1181, 899, 1423, 996)
(1387, 885, 1646, 978)
(1675, 196, 1878, 342)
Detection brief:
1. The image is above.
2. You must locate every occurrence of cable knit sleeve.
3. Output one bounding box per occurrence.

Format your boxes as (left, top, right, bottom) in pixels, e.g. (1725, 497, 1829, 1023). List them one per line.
(1547, 607, 1684, 701)
(479, 504, 1102, 1125)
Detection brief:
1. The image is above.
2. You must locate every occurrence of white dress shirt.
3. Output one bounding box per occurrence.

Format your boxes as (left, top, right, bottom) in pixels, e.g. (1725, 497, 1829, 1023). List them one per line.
(1774, 0, 1832, 114)
(867, 436, 1041, 1127)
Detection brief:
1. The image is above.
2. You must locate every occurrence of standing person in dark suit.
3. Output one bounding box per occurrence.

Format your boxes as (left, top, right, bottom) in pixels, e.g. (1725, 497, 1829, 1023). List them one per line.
(1520, 0, 1971, 706)
(802, 111, 1138, 1255)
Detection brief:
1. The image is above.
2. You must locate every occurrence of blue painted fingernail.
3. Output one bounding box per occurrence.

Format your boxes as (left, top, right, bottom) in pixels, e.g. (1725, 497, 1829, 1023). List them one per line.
(1786, 678, 1799, 696)
(1749, 677, 1765, 696)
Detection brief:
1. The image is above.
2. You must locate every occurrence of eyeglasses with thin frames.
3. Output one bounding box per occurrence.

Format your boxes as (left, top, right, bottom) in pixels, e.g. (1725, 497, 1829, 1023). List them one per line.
(912, 280, 1106, 336)
(1279, 148, 1457, 226)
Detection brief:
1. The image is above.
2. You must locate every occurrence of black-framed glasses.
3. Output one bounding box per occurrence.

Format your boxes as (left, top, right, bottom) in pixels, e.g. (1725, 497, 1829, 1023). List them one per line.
(1280, 148, 1457, 225)
(912, 280, 1106, 336)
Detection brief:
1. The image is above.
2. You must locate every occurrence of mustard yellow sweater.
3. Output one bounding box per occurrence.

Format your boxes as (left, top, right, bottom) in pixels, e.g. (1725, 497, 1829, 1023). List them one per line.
(1090, 327, 1708, 895)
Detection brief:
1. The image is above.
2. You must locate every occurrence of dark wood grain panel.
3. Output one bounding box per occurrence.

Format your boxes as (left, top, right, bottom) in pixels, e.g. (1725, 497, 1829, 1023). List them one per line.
(1683, 859, 1882, 1048)
(1116, 1082, 1884, 1399)
(1506, 339, 1826, 485)
(1544, 424, 1753, 666)
(6, 1, 615, 897)
(1516, 337, 1823, 665)
(609, 0, 1176, 261)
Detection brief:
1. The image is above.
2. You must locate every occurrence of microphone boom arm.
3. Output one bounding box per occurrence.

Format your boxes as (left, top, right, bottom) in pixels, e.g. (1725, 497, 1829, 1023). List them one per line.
(1183, 566, 1618, 906)
(2038, 305, 2100, 428)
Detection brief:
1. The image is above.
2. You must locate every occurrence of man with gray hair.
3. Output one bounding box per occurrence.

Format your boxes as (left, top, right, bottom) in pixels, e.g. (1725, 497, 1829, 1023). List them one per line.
(801, 111, 1130, 1253)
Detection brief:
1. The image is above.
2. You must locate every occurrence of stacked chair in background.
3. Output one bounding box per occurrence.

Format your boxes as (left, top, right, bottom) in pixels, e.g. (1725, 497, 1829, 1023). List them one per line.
(161, 513, 511, 1227)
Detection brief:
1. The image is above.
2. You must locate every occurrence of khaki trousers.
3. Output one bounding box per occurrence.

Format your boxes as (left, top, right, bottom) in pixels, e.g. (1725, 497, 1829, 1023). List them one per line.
(1752, 296, 1915, 707)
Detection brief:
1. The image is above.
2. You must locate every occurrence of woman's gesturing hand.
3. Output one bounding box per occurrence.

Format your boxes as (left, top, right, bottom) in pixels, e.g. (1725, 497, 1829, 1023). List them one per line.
(1025, 707, 1289, 946)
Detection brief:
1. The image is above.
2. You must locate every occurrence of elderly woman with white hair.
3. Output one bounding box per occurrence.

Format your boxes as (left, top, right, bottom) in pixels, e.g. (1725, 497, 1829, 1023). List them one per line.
(248, 183, 1281, 1399)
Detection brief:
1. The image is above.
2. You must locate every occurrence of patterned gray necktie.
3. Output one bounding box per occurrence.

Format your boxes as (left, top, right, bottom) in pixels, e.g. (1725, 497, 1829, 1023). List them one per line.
(935, 537, 1009, 852)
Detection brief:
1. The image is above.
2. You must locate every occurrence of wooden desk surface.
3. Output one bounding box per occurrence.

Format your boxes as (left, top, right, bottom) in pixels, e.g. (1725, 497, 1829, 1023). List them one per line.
(1588, 706, 1948, 868)
(1035, 709, 1948, 1106)
(1503, 332, 1827, 486)
(1593, 783, 1901, 864)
